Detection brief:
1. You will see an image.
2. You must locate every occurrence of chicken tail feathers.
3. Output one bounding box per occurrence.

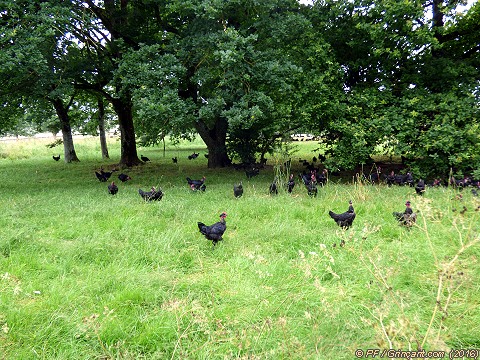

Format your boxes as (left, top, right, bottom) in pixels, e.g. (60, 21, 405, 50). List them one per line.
(198, 222, 207, 234)
(138, 189, 147, 199)
(393, 212, 403, 220)
(328, 210, 337, 219)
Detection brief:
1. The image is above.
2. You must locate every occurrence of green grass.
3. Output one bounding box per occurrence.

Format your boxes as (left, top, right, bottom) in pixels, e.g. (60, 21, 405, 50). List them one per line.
(1, 136, 479, 359)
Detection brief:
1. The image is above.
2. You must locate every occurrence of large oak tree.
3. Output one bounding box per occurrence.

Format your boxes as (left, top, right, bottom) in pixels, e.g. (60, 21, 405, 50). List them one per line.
(0, 0, 81, 162)
(306, 0, 479, 176)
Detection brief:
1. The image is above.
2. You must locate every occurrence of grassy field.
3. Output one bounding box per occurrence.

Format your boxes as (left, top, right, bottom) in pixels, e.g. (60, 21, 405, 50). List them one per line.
(0, 136, 479, 359)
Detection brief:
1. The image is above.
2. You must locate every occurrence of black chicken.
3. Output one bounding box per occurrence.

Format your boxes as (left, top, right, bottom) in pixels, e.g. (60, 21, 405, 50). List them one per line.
(394, 173, 406, 186)
(316, 169, 328, 186)
(187, 176, 206, 191)
(429, 178, 443, 187)
(141, 155, 150, 162)
(245, 168, 259, 179)
(95, 168, 115, 182)
(138, 186, 163, 201)
(404, 172, 414, 187)
(393, 201, 416, 227)
(269, 178, 278, 195)
(386, 171, 396, 186)
(307, 181, 317, 197)
(198, 212, 227, 248)
(367, 166, 382, 184)
(102, 170, 114, 180)
(234, 182, 243, 198)
(300, 171, 313, 186)
(104, 169, 116, 181)
(287, 174, 295, 193)
(108, 181, 118, 195)
(118, 173, 131, 182)
(188, 152, 199, 160)
(303, 172, 317, 197)
(95, 171, 108, 182)
(415, 179, 425, 195)
(456, 176, 472, 188)
(53, 154, 60, 161)
(172, 157, 178, 163)
(329, 200, 356, 229)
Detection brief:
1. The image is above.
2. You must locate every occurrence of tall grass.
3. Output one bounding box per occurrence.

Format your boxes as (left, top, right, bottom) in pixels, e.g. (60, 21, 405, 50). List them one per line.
(0, 136, 479, 359)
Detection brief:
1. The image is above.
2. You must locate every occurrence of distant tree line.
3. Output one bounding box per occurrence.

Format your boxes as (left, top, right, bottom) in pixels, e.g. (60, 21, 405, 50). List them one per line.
(0, 0, 478, 177)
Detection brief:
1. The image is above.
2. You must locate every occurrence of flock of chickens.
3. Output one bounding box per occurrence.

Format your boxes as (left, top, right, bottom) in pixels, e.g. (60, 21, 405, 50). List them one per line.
(53, 151, 479, 249)
(92, 164, 225, 247)
(89, 160, 363, 248)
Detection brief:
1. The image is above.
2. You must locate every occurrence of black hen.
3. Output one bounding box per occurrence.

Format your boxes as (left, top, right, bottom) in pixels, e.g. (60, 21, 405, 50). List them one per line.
(245, 168, 259, 179)
(96, 168, 115, 182)
(198, 212, 227, 248)
(300, 172, 312, 186)
(316, 169, 328, 186)
(404, 172, 414, 187)
(304, 173, 317, 197)
(429, 178, 443, 187)
(141, 155, 150, 162)
(53, 154, 60, 161)
(269, 178, 278, 195)
(187, 176, 206, 191)
(234, 182, 243, 198)
(102, 170, 114, 179)
(95, 171, 108, 182)
(415, 179, 425, 195)
(368, 166, 382, 184)
(386, 171, 396, 186)
(172, 157, 178, 163)
(138, 187, 163, 201)
(307, 181, 317, 197)
(329, 200, 356, 229)
(287, 174, 295, 193)
(118, 173, 131, 182)
(188, 152, 199, 160)
(108, 181, 118, 195)
(393, 201, 416, 227)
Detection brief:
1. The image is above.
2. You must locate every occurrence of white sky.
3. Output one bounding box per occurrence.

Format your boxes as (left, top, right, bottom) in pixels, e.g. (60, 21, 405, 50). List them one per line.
(298, 0, 476, 12)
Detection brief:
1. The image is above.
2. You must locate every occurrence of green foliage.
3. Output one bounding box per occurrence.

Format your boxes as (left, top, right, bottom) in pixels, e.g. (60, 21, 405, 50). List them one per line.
(114, 45, 196, 144)
(389, 90, 480, 176)
(304, 0, 480, 175)
(1, 0, 479, 172)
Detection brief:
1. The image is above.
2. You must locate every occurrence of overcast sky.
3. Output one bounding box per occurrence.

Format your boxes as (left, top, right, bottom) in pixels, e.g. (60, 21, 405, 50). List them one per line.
(298, 0, 476, 12)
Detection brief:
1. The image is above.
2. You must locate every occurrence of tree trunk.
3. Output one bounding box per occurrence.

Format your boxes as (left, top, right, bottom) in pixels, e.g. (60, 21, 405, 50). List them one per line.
(97, 97, 109, 159)
(431, 0, 445, 59)
(51, 98, 80, 163)
(111, 96, 141, 167)
(432, 0, 444, 30)
(180, 66, 231, 167)
(195, 117, 231, 168)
